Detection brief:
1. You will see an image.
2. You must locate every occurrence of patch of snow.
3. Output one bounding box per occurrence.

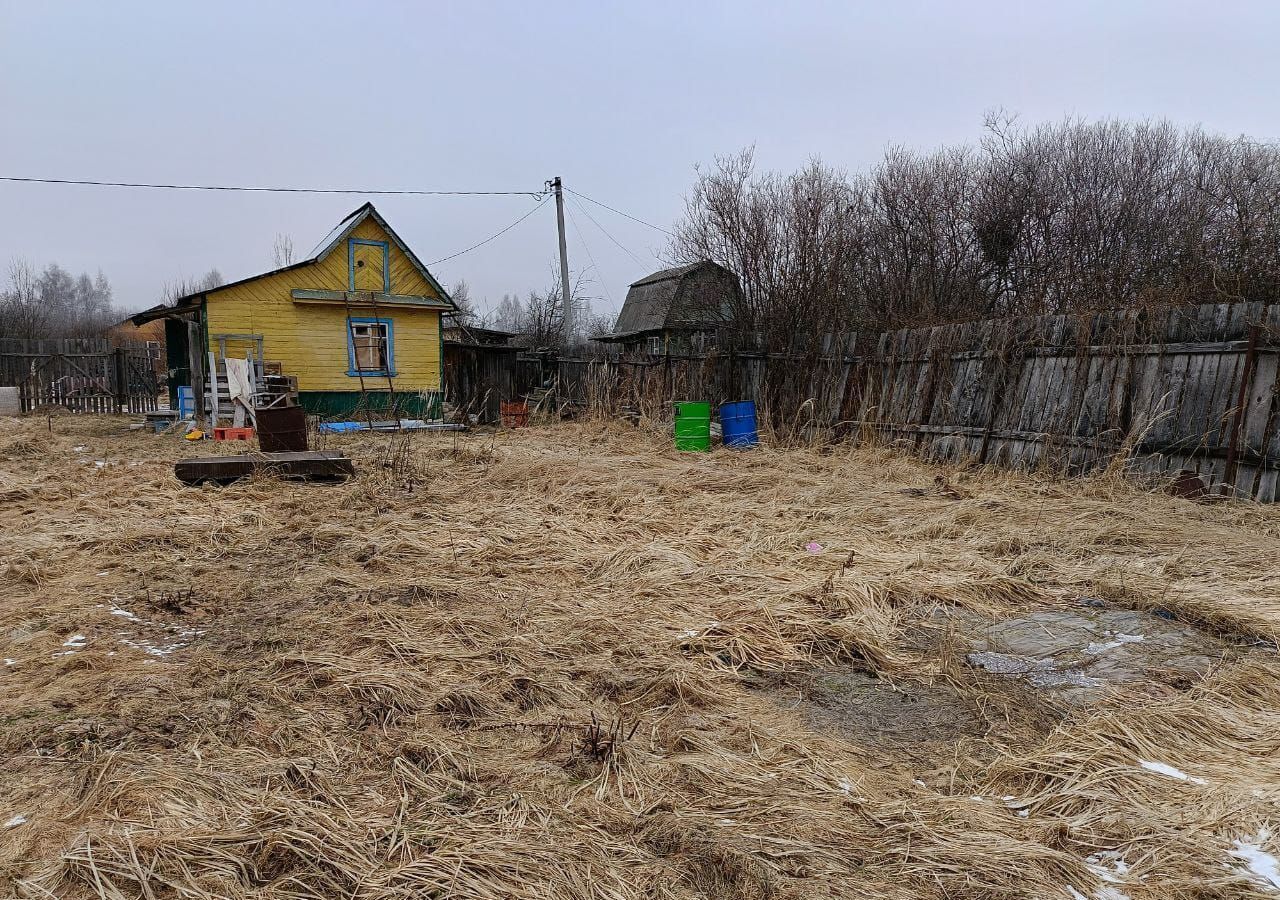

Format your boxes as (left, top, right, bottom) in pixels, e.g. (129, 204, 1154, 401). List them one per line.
(3, 658, 14, 666)
(1083, 851, 1133, 899)
(57, 634, 89, 655)
(1017, 810, 1030, 818)
(913, 778, 926, 787)
(1066, 887, 1089, 900)
(71, 446, 86, 452)
(1085, 633, 1145, 655)
(1086, 851, 1130, 881)
(109, 605, 140, 622)
(116, 623, 203, 657)
(1094, 887, 1130, 900)
(1230, 829, 1280, 890)
(1138, 760, 1206, 785)
(837, 776, 856, 794)
(93, 460, 105, 468)
(4, 814, 27, 828)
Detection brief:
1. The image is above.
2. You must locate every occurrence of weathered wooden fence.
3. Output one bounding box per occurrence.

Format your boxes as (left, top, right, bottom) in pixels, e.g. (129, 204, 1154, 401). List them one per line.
(0, 338, 161, 414)
(577, 302, 1280, 501)
(441, 344, 545, 423)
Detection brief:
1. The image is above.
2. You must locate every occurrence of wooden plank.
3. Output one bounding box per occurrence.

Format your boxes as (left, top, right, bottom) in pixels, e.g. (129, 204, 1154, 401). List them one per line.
(175, 451, 354, 486)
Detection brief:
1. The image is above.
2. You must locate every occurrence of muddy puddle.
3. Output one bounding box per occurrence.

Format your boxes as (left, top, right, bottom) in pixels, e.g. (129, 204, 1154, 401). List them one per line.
(754, 600, 1258, 766)
(961, 603, 1248, 704)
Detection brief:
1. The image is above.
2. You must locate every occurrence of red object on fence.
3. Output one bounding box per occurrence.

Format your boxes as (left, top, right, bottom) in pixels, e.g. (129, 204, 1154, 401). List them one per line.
(213, 426, 255, 442)
(500, 401, 529, 428)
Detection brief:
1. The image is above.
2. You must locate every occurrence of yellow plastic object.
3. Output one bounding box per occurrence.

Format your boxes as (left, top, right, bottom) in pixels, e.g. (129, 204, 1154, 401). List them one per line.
(184, 429, 205, 441)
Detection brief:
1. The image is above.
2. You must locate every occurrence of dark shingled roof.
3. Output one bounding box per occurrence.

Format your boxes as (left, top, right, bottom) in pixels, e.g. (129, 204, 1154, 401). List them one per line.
(611, 261, 737, 335)
(628, 262, 705, 288)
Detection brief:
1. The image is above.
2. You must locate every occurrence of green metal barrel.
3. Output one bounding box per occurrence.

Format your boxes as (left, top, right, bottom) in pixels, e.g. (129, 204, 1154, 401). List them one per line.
(673, 401, 711, 452)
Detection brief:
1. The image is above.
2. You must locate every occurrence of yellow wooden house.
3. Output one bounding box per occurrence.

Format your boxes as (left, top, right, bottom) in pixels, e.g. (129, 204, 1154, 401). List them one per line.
(133, 202, 454, 418)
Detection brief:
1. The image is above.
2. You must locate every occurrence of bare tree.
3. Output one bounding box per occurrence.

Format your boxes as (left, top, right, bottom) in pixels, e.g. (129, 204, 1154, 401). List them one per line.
(161, 268, 225, 304)
(272, 233, 295, 268)
(0, 258, 46, 339)
(676, 118, 1280, 335)
(499, 267, 595, 350)
(448, 279, 478, 325)
(0, 258, 120, 339)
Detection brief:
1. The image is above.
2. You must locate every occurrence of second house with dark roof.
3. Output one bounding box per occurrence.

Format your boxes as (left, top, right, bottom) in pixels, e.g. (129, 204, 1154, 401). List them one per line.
(594, 261, 741, 357)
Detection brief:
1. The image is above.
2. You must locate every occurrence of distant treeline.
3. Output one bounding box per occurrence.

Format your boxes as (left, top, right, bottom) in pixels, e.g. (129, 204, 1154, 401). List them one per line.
(675, 116, 1280, 345)
(0, 259, 118, 340)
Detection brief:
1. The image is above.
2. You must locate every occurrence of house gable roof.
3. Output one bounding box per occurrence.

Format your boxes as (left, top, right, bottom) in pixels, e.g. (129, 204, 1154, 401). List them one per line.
(169, 202, 453, 308)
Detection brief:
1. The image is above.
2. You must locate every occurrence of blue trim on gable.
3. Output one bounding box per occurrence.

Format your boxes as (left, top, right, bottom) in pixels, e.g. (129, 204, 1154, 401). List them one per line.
(346, 315, 397, 377)
(348, 239, 391, 292)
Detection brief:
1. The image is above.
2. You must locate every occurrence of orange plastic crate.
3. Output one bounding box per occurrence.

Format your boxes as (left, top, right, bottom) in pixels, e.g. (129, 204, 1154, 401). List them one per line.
(213, 426, 255, 442)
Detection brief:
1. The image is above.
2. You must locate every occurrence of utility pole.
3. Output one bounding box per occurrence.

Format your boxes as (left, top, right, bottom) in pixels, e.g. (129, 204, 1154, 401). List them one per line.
(550, 176, 573, 351)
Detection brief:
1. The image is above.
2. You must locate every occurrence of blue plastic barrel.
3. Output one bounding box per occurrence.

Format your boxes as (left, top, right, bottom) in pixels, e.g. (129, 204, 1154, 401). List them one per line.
(177, 386, 195, 419)
(720, 401, 759, 448)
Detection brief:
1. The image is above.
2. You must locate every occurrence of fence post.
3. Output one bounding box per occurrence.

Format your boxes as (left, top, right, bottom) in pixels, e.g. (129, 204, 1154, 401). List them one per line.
(1224, 324, 1261, 489)
(112, 347, 127, 414)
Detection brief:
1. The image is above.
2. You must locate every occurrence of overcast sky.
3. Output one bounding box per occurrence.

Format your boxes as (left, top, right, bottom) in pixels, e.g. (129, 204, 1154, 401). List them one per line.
(2, 0, 1279, 322)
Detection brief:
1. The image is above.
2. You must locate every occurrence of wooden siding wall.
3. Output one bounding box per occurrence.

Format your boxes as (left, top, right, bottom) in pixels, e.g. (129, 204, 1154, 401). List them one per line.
(581, 302, 1280, 501)
(204, 218, 443, 393)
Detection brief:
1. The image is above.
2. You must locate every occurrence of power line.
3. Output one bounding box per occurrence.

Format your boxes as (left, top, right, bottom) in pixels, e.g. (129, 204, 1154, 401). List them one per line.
(569, 195, 648, 270)
(564, 202, 614, 309)
(565, 187, 676, 237)
(428, 196, 550, 266)
(0, 175, 545, 197)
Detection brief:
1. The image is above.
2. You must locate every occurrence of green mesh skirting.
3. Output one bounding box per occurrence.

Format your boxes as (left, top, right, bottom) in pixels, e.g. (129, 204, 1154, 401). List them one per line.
(299, 391, 441, 421)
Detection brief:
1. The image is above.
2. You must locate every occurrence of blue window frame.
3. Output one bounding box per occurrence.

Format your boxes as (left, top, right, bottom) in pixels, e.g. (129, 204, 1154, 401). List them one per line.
(348, 239, 391, 292)
(346, 316, 396, 377)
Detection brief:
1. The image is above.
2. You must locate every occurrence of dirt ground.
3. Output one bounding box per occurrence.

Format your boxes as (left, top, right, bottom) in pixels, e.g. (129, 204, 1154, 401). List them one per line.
(2, 414, 1280, 898)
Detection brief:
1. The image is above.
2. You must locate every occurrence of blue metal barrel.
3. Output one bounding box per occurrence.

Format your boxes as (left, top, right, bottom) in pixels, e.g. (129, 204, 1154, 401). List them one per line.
(720, 401, 759, 448)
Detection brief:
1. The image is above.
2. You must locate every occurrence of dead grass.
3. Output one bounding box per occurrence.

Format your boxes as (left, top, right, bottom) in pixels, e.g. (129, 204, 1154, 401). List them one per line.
(1, 414, 1279, 898)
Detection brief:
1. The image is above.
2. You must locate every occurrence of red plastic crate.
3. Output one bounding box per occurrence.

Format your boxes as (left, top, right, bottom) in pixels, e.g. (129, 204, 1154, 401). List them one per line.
(213, 426, 255, 442)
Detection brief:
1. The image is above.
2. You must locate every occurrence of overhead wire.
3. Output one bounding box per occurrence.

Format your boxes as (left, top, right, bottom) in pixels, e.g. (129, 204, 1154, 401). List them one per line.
(0, 175, 545, 197)
(564, 202, 614, 309)
(564, 187, 676, 237)
(569, 196, 650, 270)
(0, 173, 675, 274)
(427, 196, 551, 266)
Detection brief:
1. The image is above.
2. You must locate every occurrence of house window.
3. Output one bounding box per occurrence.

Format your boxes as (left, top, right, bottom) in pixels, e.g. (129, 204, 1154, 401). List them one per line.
(347, 318, 396, 377)
(646, 335, 663, 355)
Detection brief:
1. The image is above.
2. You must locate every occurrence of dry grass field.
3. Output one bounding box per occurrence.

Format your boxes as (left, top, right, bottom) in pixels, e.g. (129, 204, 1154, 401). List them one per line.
(3, 414, 1280, 899)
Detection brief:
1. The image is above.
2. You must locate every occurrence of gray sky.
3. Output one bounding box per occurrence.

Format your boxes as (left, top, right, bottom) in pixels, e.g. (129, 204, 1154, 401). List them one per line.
(2, 0, 1278, 322)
